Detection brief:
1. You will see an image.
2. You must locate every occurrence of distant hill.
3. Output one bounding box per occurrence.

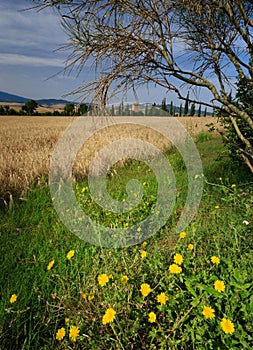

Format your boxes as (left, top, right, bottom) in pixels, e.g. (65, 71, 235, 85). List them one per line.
(0, 91, 72, 106)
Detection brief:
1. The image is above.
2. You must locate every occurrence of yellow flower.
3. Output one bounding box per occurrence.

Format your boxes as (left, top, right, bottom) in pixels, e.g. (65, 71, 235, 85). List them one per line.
(137, 227, 142, 232)
(108, 274, 113, 279)
(211, 256, 220, 265)
(65, 318, 70, 324)
(69, 325, 80, 342)
(142, 241, 147, 248)
(47, 260, 54, 270)
(67, 250, 75, 260)
(140, 283, 151, 297)
(82, 293, 87, 299)
(88, 293, 94, 301)
(231, 184, 236, 188)
(102, 308, 116, 325)
(179, 231, 186, 238)
(174, 253, 183, 265)
(188, 244, 194, 250)
(10, 294, 17, 304)
(141, 250, 147, 259)
(214, 280, 225, 292)
(169, 264, 182, 274)
(157, 292, 168, 305)
(56, 327, 66, 341)
(121, 275, 129, 284)
(125, 222, 129, 227)
(97, 274, 109, 287)
(202, 306, 215, 319)
(220, 318, 235, 334)
(148, 312, 156, 323)
(215, 205, 220, 209)
(194, 174, 200, 179)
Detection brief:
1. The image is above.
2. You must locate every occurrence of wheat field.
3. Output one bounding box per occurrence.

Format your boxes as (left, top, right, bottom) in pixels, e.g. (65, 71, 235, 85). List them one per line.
(0, 115, 222, 199)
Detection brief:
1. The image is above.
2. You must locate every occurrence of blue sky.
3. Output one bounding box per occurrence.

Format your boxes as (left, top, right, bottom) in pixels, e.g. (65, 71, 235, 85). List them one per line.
(0, 0, 212, 105)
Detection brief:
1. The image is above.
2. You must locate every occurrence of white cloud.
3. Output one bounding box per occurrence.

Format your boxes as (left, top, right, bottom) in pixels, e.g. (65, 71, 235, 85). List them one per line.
(0, 53, 64, 67)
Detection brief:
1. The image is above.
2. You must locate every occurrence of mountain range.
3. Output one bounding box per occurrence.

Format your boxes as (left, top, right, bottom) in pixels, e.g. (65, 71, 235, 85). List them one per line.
(0, 91, 72, 106)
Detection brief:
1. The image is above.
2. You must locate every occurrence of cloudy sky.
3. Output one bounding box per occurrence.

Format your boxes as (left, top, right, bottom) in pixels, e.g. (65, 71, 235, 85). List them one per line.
(0, 0, 212, 105)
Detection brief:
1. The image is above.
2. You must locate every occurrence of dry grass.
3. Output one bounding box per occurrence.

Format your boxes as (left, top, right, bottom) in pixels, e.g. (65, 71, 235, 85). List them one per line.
(0, 116, 222, 198)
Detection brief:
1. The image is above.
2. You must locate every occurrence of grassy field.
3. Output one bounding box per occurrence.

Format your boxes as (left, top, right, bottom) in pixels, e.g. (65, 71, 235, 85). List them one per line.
(0, 116, 252, 349)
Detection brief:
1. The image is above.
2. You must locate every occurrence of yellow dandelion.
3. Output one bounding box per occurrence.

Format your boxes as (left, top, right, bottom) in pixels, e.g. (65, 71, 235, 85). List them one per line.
(169, 264, 182, 274)
(67, 250, 75, 260)
(56, 327, 66, 341)
(65, 317, 70, 324)
(88, 293, 94, 301)
(142, 241, 147, 248)
(231, 184, 236, 188)
(188, 244, 194, 250)
(211, 256, 220, 265)
(143, 181, 147, 186)
(102, 308, 116, 325)
(215, 205, 220, 209)
(82, 293, 87, 299)
(121, 275, 129, 284)
(141, 250, 147, 259)
(137, 227, 142, 232)
(179, 231, 186, 238)
(47, 260, 54, 271)
(174, 253, 183, 265)
(214, 280, 225, 292)
(157, 292, 168, 305)
(69, 325, 80, 342)
(140, 283, 151, 297)
(10, 294, 17, 304)
(220, 318, 235, 334)
(125, 222, 129, 227)
(148, 312, 156, 323)
(108, 274, 113, 279)
(202, 306, 215, 319)
(97, 274, 109, 287)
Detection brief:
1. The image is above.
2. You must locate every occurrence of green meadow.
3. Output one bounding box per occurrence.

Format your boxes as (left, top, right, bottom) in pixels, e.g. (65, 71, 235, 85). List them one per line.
(0, 135, 252, 349)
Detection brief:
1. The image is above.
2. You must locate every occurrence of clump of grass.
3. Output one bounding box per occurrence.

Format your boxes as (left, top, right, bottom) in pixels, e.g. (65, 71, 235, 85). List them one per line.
(0, 136, 252, 349)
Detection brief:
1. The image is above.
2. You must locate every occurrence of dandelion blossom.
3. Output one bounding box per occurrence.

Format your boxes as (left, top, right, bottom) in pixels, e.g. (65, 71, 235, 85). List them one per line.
(47, 260, 54, 270)
(148, 312, 156, 323)
(141, 251, 147, 259)
(157, 292, 168, 305)
(142, 241, 147, 248)
(88, 293, 94, 300)
(211, 256, 220, 265)
(97, 274, 109, 287)
(231, 184, 236, 188)
(179, 232, 186, 238)
(174, 253, 183, 265)
(215, 205, 220, 209)
(10, 294, 17, 304)
(56, 327, 66, 341)
(102, 308, 116, 325)
(140, 283, 151, 297)
(188, 244, 194, 250)
(69, 325, 80, 342)
(67, 250, 75, 260)
(202, 306, 215, 319)
(169, 264, 182, 274)
(121, 275, 129, 284)
(220, 318, 235, 334)
(65, 318, 70, 324)
(214, 280, 225, 292)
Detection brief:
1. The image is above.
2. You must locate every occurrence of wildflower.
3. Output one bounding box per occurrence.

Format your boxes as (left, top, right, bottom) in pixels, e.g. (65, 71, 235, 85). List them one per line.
(174, 253, 183, 265)
(179, 232, 186, 238)
(121, 275, 129, 284)
(231, 184, 236, 188)
(215, 205, 220, 209)
(137, 227, 142, 232)
(141, 251, 147, 259)
(211, 256, 220, 265)
(202, 306, 215, 319)
(169, 264, 182, 274)
(220, 318, 235, 334)
(243, 220, 249, 225)
(69, 325, 80, 342)
(97, 274, 109, 287)
(108, 274, 113, 279)
(56, 327, 66, 341)
(194, 174, 200, 179)
(142, 241, 147, 248)
(10, 294, 17, 304)
(214, 280, 225, 292)
(81, 187, 87, 193)
(47, 260, 54, 270)
(157, 292, 168, 305)
(125, 222, 129, 227)
(143, 181, 147, 186)
(140, 283, 151, 297)
(188, 244, 194, 250)
(88, 293, 94, 301)
(148, 312, 156, 323)
(65, 318, 70, 323)
(67, 250, 75, 260)
(102, 308, 116, 325)
(82, 293, 87, 299)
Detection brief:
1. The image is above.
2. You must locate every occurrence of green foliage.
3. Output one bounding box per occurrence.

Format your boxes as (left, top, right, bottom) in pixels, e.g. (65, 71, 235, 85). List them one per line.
(64, 102, 75, 116)
(22, 100, 38, 115)
(0, 138, 252, 349)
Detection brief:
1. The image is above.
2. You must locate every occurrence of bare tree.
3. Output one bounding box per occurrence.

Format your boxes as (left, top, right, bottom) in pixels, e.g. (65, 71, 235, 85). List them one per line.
(31, 0, 253, 171)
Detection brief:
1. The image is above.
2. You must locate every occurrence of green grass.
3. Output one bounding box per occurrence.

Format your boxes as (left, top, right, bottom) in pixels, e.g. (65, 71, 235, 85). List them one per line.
(0, 136, 252, 349)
